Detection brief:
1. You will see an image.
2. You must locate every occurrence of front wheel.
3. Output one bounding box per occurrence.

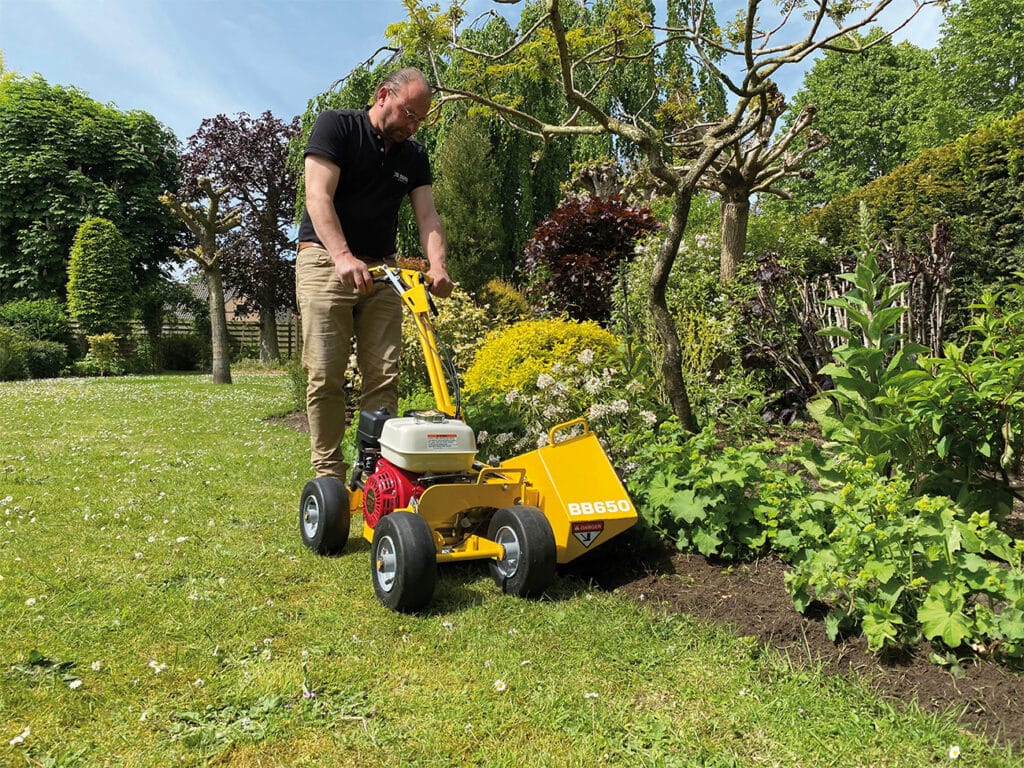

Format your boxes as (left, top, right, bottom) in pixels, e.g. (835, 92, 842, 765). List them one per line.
(371, 512, 437, 613)
(488, 505, 556, 598)
(299, 477, 350, 555)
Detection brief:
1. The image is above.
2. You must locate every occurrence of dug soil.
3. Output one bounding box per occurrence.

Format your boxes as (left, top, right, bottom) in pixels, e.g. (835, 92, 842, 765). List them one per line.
(274, 412, 1021, 751)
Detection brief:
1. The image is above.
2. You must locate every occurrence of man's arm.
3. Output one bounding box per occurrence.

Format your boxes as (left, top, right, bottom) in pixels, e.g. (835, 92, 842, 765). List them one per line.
(304, 153, 373, 293)
(409, 184, 453, 298)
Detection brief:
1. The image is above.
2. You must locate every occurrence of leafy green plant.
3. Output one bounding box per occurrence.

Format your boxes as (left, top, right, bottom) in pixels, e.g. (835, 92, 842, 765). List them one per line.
(0, 326, 29, 381)
(784, 457, 1024, 660)
(0, 298, 71, 343)
(885, 279, 1024, 506)
(809, 213, 929, 473)
(626, 421, 809, 559)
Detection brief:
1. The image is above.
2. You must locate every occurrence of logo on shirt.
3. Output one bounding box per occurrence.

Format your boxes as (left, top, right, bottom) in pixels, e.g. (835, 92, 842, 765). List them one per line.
(393, 171, 409, 185)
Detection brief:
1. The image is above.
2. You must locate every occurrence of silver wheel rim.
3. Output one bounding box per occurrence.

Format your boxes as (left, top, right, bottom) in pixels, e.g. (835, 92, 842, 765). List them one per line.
(301, 494, 321, 540)
(375, 535, 398, 592)
(494, 525, 521, 578)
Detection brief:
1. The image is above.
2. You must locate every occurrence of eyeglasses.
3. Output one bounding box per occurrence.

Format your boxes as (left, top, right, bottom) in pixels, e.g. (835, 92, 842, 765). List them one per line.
(387, 87, 429, 125)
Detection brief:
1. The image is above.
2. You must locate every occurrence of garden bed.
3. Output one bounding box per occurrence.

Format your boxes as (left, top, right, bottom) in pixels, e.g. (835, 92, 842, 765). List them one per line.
(570, 530, 1023, 751)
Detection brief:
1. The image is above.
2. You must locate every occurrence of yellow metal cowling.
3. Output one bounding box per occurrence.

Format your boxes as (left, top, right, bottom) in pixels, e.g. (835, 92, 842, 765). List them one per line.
(501, 418, 637, 564)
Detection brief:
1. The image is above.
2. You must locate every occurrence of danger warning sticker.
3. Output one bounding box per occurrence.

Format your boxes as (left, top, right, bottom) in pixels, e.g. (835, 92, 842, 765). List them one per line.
(571, 520, 604, 548)
(426, 433, 459, 449)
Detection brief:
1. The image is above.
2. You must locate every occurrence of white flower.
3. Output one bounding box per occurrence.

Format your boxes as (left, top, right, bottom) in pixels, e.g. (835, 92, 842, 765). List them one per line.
(69, 679, 83, 690)
(442, 621, 454, 630)
(91, 660, 103, 671)
(24, 597, 36, 607)
(584, 691, 599, 699)
(261, 648, 273, 661)
(504, 389, 520, 405)
(476, 431, 488, 445)
(536, 373, 555, 390)
(641, 410, 657, 426)
(578, 348, 595, 365)
(9, 727, 30, 746)
(493, 679, 507, 692)
(147, 660, 167, 674)
(193, 678, 205, 687)
(948, 745, 961, 760)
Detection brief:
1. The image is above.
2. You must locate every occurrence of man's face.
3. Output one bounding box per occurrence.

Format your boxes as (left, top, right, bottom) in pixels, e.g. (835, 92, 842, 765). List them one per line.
(380, 82, 431, 144)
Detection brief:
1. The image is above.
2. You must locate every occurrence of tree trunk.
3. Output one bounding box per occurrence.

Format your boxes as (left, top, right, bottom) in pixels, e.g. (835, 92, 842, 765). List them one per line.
(649, 190, 697, 433)
(719, 192, 750, 284)
(259, 305, 281, 363)
(205, 267, 233, 384)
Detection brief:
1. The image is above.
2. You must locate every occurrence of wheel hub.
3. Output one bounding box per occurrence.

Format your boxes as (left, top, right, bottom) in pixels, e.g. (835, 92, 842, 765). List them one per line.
(494, 525, 521, 578)
(301, 495, 321, 539)
(375, 535, 398, 592)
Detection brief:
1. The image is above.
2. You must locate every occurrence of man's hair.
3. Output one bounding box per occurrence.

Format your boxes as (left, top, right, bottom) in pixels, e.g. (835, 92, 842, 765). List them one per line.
(379, 67, 431, 96)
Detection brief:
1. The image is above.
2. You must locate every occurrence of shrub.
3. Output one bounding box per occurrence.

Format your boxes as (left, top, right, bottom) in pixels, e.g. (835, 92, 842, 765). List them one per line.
(284, 355, 307, 413)
(626, 420, 822, 560)
(464, 318, 618, 397)
(400, 283, 497, 401)
(160, 333, 205, 372)
(0, 298, 71, 343)
(810, 239, 1024, 513)
(475, 279, 530, 325)
(24, 340, 68, 379)
(522, 196, 658, 324)
(467, 342, 668, 467)
(784, 457, 1024, 660)
(0, 327, 29, 381)
(67, 217, 135, 336)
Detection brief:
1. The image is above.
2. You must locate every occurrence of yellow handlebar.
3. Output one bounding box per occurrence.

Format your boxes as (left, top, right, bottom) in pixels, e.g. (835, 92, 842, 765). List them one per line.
(369, 266, 456, 418)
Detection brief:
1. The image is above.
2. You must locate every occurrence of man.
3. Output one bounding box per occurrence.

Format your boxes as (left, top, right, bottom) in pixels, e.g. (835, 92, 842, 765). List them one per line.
(296, 67, 453, 481)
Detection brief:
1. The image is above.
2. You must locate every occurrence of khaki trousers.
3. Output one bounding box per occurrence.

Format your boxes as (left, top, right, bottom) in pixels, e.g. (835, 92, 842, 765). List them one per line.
(295, 246, 402, 479)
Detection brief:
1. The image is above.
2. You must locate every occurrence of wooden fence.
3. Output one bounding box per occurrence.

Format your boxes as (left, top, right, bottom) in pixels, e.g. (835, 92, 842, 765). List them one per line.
(72, 315, 301, 358)
(160, 317, 300, 358)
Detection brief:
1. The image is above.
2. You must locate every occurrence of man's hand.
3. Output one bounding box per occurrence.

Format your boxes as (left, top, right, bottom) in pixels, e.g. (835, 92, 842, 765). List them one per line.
(426, 265, 453, 298)
(334, 253, 373, 294)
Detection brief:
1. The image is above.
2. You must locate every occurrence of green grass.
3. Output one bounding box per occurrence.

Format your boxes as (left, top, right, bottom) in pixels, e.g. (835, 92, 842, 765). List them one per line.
(0, 374, 1017, 767)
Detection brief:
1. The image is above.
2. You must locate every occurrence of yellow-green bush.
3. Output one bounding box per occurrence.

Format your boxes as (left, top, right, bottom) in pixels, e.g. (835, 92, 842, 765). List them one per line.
(476, 278, 530, 325)
(464, 319, 618, 395)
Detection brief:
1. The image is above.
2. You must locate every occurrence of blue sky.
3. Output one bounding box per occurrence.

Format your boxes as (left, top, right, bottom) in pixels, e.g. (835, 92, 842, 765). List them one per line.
(1, 0, 944, 145)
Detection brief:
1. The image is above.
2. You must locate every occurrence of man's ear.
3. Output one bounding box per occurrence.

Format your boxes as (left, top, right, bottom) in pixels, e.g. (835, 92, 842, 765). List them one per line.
(375, 85, 390, 106)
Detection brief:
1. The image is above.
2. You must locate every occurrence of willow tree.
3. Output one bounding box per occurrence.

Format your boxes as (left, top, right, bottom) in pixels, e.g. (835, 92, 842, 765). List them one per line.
(391, 0, 937, 431)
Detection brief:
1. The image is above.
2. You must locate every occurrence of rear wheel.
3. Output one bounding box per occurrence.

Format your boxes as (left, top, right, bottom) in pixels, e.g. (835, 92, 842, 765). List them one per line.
(488, 505, 556, 598)
(299, 477, 350, 555)
(371, 512, 437, 612)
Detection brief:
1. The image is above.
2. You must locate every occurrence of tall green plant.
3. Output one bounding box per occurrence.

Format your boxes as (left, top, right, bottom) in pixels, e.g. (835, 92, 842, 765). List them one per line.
(66, 217, 135, 337)
(808, 208, 929, 472)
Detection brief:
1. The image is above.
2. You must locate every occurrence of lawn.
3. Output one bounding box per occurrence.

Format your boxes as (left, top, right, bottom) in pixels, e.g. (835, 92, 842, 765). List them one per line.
(0, 374, 1016, 767)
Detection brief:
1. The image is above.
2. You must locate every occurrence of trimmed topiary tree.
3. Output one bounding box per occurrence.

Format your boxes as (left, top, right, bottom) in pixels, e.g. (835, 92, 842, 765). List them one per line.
(66, 217, 135, 336)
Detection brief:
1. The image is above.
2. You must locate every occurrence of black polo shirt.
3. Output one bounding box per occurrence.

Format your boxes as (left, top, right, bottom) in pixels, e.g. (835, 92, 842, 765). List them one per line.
(298, 108, 432, 260)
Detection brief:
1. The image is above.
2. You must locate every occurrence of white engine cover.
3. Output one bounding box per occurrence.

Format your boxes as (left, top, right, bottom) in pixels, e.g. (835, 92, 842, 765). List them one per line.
(378, 415, 477, 472)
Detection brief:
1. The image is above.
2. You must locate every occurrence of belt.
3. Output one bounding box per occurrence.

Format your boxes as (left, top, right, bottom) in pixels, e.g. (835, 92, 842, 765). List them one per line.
(297, 241, 322, 252)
